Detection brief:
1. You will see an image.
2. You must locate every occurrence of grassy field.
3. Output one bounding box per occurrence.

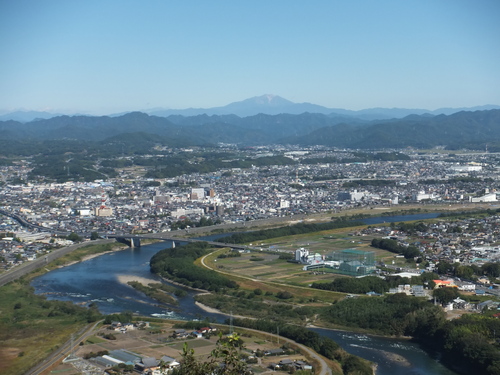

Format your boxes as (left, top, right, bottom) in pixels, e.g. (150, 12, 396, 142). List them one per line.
(0, 279, 91, 375)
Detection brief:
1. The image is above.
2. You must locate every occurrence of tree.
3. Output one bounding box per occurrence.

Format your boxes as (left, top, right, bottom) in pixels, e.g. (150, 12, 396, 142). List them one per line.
(90, 231, 100, 240)
(455, 265, 475, 280)
(253, 288, 263, 295)
(483, 263, 500, 278)
(67, 232, 82, 242)
(171, 333, 251, 375)
(433, 287, 459, 305)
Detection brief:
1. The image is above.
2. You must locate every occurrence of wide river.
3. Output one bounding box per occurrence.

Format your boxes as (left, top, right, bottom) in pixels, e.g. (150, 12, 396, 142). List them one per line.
(32, 213, 457, 375)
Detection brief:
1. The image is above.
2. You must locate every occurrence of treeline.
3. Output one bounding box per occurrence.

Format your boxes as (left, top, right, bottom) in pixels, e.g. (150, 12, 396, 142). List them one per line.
(421, 176, 494, 184)
(220, 220, 364, 244)
(311, 274, 437, 294)
(195, 294, 317, 323)
(342, 179, 396, 188)
(145, 154, 296, 179)
(435, 260, 500, 280)
(150, 242, 238, 291)
(103, 311, 134, 324)
(231, 318, 373, 375)
(321, 294, 500, 375)
(438, 208, 500, 219)
(322, 293, 437, 336)
(391, 221, 428, 234)
(340, 152, 411, 163)
(371, 238, 420, 259)
(303, 152, 410, 164)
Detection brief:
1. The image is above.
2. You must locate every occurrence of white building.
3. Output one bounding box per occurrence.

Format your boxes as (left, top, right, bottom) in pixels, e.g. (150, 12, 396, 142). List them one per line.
(190, 188, 205, 201)
(451, 165, 482, 172)
(469, 193, 497, 203)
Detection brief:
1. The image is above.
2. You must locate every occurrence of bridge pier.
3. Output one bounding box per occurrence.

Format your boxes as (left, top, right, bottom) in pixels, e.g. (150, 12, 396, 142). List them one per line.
(115, 237, 141, 248)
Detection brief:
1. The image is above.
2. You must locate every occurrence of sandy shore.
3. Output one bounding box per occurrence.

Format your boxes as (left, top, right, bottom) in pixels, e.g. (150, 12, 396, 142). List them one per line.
(116, 274, 159, 286)
(195, 301, 222, 314)
(195, 300, 254, 320)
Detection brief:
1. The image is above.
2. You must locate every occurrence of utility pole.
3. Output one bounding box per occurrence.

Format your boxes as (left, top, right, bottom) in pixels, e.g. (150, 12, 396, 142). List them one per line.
(230, 311, 233, 335)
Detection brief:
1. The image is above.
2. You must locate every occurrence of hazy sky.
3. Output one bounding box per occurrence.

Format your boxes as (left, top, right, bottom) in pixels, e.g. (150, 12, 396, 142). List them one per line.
(1, 1, 499, 114)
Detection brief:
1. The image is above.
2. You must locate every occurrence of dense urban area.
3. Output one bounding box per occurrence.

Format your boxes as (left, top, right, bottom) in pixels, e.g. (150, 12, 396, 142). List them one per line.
(3, 146, 500, 290)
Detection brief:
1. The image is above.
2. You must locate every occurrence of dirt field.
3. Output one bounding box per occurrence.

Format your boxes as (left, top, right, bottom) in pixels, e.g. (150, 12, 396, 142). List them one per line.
(48, 322, 315, 374)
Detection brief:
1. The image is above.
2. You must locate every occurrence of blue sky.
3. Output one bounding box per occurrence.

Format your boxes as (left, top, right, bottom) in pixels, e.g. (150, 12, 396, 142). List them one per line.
(1, 1, 499, 114)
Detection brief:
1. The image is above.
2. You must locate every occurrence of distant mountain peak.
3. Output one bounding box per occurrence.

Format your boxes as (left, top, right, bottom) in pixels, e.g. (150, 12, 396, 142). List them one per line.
(238, 94, 293, 107)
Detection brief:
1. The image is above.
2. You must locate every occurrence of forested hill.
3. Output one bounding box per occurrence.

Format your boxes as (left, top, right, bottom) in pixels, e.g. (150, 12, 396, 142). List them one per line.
(1, 109, 499, 149)
(283, 109, 500, 150)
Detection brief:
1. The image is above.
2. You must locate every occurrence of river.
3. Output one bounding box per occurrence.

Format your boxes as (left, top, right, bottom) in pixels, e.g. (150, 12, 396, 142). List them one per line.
(31, 214, 457, 375)
(360, 212, 440, 225)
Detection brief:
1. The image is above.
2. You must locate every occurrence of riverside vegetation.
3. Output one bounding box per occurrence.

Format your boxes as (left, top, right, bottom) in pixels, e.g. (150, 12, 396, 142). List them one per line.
(0, 242, 129, 375)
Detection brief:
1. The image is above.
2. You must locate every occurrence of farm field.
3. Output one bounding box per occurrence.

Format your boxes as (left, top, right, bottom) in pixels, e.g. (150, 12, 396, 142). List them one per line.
(205, 225, 403, 289)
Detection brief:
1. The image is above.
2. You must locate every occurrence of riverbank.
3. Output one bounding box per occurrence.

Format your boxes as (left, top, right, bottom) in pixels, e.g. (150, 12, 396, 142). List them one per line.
(61, 244, 128, 267)
(194, 299, 253, 320)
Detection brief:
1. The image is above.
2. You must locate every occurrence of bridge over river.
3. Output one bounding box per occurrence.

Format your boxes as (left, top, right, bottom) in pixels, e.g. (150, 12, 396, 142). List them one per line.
(0, 209, 254, 286)
(106, 233, 249, 250)
(0, 207, 250, 248)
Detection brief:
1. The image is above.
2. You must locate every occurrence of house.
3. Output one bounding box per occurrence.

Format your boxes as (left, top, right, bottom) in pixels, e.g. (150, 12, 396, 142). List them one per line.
(278, 359, 294, 367)
(478, 277, 491, 285)
(478, 300, 498, 311)
(456, 282, 475, 292)
(433, 280, 456, 288)
(264, 348, 284, 356)
(191, 330, 203, 338)
(108, 349, 142, 365)
(268, 363, 280, 370)
(294, 360, 312, 371)
(123, 322, 135, 330)
(158, 355, 180, 371)
(136, 357, 159, 373)
(172, 329, 188, 338)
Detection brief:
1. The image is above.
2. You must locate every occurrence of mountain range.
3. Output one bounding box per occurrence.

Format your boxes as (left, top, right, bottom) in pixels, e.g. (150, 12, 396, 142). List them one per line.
(2, 94, 499, 122)
(147, 95, 500, 121)
(1, 106, 500, 151)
